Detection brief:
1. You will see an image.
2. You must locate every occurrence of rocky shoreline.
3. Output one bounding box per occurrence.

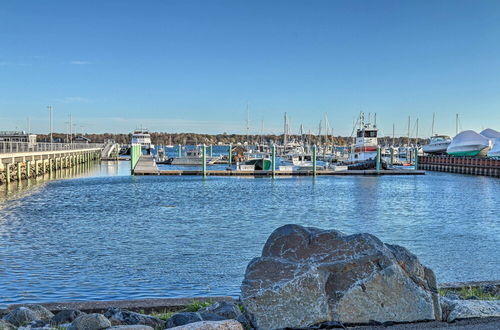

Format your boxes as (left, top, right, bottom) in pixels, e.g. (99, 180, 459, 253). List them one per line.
(1, 225, 499, 330)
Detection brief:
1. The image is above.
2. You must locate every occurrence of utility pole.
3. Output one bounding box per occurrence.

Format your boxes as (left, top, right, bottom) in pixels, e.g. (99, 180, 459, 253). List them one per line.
(69, 114, 73, 144)
(47, 106, 53, 143)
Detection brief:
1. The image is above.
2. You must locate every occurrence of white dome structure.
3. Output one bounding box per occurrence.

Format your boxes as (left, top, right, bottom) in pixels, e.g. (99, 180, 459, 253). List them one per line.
(447, 130, 490, 157)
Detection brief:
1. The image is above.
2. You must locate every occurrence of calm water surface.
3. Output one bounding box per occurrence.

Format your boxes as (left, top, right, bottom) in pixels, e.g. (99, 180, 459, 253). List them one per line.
(0, 161, 499, 307)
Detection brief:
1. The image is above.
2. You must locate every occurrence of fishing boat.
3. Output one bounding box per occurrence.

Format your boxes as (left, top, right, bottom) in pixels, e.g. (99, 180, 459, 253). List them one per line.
(131, 129, 154, 155)
(446, 130, 490, 157)
(344, 113, 380, 168)
(422, 135, 452, 154)
(240, 158, 272, 170)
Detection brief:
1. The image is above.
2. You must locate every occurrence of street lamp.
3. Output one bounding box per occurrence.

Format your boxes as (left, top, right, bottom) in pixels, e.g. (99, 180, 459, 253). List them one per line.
(47, 106, 53, 143)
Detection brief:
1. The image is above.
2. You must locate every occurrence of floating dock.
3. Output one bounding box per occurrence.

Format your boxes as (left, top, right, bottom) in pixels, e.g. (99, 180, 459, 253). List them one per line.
(135, 169, 425, 176)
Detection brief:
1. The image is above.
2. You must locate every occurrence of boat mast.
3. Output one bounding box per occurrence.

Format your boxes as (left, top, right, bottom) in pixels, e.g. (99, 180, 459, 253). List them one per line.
(455, 113, 459, 135)
(416, 118, 419, 146)
(392, 123, 395, 146)
(407, 116, 411, 147)
(431, 112, 435, 136)
(246, 103, 250, 144)
(283, 112, 288, 147)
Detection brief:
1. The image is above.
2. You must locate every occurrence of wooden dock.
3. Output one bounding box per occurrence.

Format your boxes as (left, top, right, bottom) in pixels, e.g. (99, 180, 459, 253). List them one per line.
(419, 155, 500, 177)
(133, 155, 159, 174)
(134, 169, 425, 176)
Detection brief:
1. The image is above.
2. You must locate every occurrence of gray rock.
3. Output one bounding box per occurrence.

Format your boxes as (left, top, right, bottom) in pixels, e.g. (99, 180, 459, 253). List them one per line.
(199, 302, 241, 320)
(26, 306, 54, 322)
(234, 315, 250, 329)
(2, 307, 40, 327)
(108, 326, 153, 330)
(69, 313, 111, 330)
(0, 320, 16, 330)
(444, 291, 462, 300)
(168, 320, 243, 330)
(483, 284, 499, 296)
(104, 308, 164, 328)
(198, 313, 225, 322)
(440, 298, 500, 322)
(17, 320, 53, 330)
(241, 224, 442, 329)
(166, 313, 203, 328)
(51, 310, 86, 326)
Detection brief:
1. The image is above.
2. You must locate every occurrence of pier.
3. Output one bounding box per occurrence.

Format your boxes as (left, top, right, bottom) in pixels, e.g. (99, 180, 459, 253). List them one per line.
(419, 155, 500, 177)
(0, 142, 103, 184)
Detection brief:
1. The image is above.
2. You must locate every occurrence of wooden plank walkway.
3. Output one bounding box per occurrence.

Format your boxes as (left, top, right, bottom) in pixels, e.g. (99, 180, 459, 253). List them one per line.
(134, 169, 425, 176)
(133, 155, 159, 174)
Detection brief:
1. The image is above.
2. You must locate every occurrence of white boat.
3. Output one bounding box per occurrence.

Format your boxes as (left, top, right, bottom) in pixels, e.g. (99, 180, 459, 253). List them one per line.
(345, 113, 378, 164)
(131, 129, 154, 154)
(169, 148, 219, 165)
(487, 138, 500, 159)
(422, 135, 452, 154)
(480, 128, 500, 139)
(446, 130, 490, 157)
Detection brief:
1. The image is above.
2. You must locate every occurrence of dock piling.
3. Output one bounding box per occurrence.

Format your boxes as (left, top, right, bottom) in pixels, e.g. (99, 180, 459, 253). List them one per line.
(202, 144, 207, 176)
(178, 144, 182, 158)
(312, 145, 317, 176)
(272, 144, 276, 178)
(228, 144, 232, 165)
(376, 146, 381, 174)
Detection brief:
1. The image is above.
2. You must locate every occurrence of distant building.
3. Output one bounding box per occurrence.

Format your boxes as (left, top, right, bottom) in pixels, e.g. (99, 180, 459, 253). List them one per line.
(74, 136, 91, 143)
(0, 131, 37, 145)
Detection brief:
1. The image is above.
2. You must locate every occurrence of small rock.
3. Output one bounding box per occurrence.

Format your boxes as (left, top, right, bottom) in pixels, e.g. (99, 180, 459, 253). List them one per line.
(0, 320, 16, 330)
(441, 298, 500, 322)
(104, 308, 164, 328)
(51, 310, 86, 325)
(199, 302, 241, 320)
(27, 306, 54, 322)
(166, 312, 203, 328)
(2, 307, 39, 327)
(169, 320, 243, 330)
(465, 295, 479, 300)
(69, 313, 111, 330)
(483, 284, 499, 296)
(108, 326, 154, 330)
(234, 315, 250, 329)
(17, 320, 53, 330)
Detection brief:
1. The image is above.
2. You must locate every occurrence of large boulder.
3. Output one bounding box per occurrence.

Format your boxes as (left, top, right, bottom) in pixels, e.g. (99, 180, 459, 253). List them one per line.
(25, 306, 54, 323)
(104, 308, 164, 328)
(69, 313, 111, 330)
(169, 320, 243, 330)
(2, 307, 40, 327)
(241, 224, 442, 329)
(441, 297, 500, 322)
(51, 310, 86, 326)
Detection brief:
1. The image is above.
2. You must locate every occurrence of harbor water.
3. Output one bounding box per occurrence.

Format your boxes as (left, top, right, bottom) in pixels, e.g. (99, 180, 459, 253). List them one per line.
(0, 161, 499, 307)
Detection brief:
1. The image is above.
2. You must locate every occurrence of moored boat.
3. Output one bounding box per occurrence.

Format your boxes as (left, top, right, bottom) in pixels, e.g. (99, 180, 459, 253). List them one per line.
(131, 129, 154, 155)
(422, 135, 451, 154)
(446, 130, 490, 157)
(487, 138, 500, 159)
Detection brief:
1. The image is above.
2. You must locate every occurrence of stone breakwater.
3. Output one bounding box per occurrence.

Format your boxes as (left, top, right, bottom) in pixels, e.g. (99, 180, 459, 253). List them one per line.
(1, 225, 499, 330)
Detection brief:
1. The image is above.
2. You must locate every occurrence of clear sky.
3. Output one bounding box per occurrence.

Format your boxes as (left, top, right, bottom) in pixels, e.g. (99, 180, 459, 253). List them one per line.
(1, 0, 499, 137)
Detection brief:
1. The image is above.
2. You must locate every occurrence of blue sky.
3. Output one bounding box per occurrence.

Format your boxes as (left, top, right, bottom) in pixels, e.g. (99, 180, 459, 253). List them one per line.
(1, 0, 499, 136)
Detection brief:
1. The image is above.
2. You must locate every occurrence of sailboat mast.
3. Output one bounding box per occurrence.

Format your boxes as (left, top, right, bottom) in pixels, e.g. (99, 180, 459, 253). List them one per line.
(431, 112, 435, 136)
(407, 116, 411, 146)
(455, 113, 459, 135)
(392, 123, 395, 146)
(246, 103, 250, 144)
(283, 112, 288, 147)
(416, 118, 419, 146)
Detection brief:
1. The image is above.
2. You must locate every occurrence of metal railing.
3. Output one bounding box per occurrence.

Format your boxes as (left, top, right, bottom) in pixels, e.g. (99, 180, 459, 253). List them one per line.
(0, 141, 104, 154)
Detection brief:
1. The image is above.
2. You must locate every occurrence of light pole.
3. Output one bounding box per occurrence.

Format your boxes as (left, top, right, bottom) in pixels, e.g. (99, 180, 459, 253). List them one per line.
(47, 106, 53, 143)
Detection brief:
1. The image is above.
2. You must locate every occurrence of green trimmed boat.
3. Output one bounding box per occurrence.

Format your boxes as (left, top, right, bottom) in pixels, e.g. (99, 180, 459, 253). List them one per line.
(243, 158, 272, 170)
